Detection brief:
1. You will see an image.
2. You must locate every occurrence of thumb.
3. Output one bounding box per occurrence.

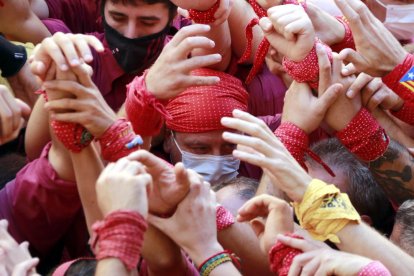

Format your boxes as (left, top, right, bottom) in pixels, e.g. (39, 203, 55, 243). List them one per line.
(250, 218, 265, 239)
(338, 49, 366, 74)
(147, 214, 170, 233)
(259, 17, 287, 47)
(15, 99, 31, 120)
(174, 162, 191, 190)
(177, 7, 190, 18)
(318, 83, 343, 112)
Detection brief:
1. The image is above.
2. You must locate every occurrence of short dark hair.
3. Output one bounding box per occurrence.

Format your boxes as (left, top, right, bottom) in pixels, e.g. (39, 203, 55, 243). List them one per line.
(214, 176, 258, 201)
(104, 0, 177, 20)
(395, 199, 414, 256)
(307, 138, 395, 235)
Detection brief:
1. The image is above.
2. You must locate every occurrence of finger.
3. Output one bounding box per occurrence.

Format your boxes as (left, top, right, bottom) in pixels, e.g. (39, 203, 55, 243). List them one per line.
(346, 73, 373, 98)
(69, 64, 95, 88)
(331, 53, 343, 80)
(168, 24, 211, 48)
(43, 80, 88, 98)
(284, 18, 311, 41)
(338, 48, 367, 74)
(237, 194, 278, 221)
(181, 54, 222, 72)
(277, 234, 314, 252)
(288, 253, 313, 276)
(11, 258, 39, 276)
(301, 256, 321, 276)
(174, 162, 191, 191)
(334, 0, 364, 29)
(175, 36, 216, 58)
(112, 158, 130, 172)
(0, 220, 8, 229)
(40, 37, 69, 71)
(317, 83, 342, 112)
(50, 111, 92, 125)
(15, 99, 31, 120)
(180, 75, 221, 88)
(316, 44, 332, 94)
(0, 93, 13, 138)
(366, 91, 386, 112)
(1, 89, 21, 133)
(341, 62, 357, 77)
(250, 218, 266, 238)
(45, 98, 83, 112)
(147, 214, 170, 232)
(177, 7, 190, 18)
(259, 18, 288, 50)
(127, 150, 166, 169)
(222, 132, 275, 159)
(53, 33, 82, 67)
(221, 117, 274, 142)
(124, 160, 145, 175)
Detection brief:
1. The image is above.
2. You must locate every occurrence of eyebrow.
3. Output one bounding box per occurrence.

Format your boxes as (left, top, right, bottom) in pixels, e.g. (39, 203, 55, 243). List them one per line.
(108, 11, 160, 21)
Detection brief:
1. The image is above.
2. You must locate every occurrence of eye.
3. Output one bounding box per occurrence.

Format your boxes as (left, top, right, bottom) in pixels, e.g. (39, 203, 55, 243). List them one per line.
(141, 20, 157, 27)
(110, 14, 126, 22)
(189, 146, 210, 154)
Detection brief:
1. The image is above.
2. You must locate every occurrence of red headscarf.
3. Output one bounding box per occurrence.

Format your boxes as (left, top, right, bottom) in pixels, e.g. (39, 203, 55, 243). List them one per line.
(166, 68, 249, 133)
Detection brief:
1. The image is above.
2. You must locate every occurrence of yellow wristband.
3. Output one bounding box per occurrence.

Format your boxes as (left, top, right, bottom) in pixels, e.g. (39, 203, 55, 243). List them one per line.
(293, 179, 361, 243)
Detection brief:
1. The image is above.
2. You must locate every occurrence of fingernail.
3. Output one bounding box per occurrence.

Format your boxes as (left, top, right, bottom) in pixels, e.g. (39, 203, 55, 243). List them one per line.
(60, 64, 69, 71)
(213, 54, 221, 61)
(70, 59, 80, 66)
(233, 109, 242, 115)
(221, 117, 230, 124)
(346, 89, 353, 97)
(125, 136, 143, 149)
(84, 54, 93, 61)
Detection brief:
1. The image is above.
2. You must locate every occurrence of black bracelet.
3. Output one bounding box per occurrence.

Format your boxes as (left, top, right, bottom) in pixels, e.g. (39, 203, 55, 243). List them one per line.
(0, 36, 27, 78)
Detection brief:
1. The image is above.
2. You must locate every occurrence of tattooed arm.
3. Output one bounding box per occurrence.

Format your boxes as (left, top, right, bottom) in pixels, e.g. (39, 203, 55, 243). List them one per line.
(370, 139, 414, 206)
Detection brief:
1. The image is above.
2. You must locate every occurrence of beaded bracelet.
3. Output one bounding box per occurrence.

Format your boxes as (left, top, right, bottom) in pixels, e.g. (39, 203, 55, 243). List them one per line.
(198, 250, 241, 276)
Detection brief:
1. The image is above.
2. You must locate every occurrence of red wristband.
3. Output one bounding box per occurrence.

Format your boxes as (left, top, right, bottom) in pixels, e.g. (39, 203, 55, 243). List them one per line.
(336, 108, 389, 162)
(391, 102, 414, 125)
(283, 39, 333, 89)
(331, 16, 355, 53)
(269, 233, 304, 276)
(358, 261, 391, 276)
(98, 118, 142, 162)
(216, 205, 235, 231)
(188, 0, 220, 24)
(275, 122, 335, 177)
(382, 54, 414, 102)
(125, 70, 171, 136)
(90, 210, 147, 271)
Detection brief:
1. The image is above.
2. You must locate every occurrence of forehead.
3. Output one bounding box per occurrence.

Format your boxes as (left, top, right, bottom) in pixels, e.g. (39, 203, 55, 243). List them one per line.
(175, 130, 229, 145)
(106, 0, 169, 12)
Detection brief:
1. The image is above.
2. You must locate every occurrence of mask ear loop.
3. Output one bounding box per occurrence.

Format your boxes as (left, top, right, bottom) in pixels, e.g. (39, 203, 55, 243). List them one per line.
(170, 130, 184, 154)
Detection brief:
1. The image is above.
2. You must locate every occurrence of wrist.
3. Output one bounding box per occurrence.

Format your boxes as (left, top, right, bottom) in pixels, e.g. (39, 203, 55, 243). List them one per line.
(186, 242, 224, 267)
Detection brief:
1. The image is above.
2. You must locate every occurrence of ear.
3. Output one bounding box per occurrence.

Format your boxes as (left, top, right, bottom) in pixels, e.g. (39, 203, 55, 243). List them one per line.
(163, 129, 173, 153)
(361, 215, 373, 226)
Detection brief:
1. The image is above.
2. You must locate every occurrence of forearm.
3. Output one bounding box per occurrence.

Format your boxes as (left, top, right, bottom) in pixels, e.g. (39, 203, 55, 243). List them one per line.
(70, 144, 104, 234)
(228, 0, 262, 63)
(369, 139, 414, 205)
(141, 225, 188, 276)
(218, 222, 273, 276)
(96, 258, 133, 276)
(336, 222, 414, 275)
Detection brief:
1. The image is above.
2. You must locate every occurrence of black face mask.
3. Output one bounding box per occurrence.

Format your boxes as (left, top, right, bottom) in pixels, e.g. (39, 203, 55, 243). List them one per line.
(103, 18, 169, 74)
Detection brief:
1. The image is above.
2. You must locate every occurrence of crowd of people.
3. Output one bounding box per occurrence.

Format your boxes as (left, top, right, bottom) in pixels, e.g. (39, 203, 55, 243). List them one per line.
(0, 0, 414, 275)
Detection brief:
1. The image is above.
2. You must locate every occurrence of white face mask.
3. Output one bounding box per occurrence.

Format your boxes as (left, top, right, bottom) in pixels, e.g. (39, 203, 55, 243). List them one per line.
(172, 135, 240, 185)
(376, 0, 414, 40)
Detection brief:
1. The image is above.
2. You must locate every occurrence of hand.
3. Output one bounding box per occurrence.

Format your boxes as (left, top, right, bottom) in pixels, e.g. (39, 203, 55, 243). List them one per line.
(346, 73, 404, 112)
(237, 195, 293, 254)
(0, 85, 31, 145)
(316, 46, 361, 131)
(259, 4, 315, 62)
(29, 32, 104, 81)
(175, 0, 234, 26)
(148, 169, 221, 266)
(333, 0, 407, 77)
(145, 24, 222, 100)
(96, 158, 152, 217)
(43, 64, 117, 138)
(288, 248, 372, 276)
(0, 220, 39, 276)
(221, 109, 311, 202)
(306, 3, 345, 46)
(126, 151, 191, 216)
(281, 80, 342, 134)
(256, 0, 283, 10)
(276, 233, 329, 253)
(6, 62, 40, 107)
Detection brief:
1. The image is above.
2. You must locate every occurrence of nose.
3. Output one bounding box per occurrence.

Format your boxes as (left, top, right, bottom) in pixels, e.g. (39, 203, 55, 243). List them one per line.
(124, 21, 141, 39)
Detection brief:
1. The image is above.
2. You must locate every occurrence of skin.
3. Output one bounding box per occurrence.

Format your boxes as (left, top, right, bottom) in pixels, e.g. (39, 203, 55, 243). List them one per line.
(364, 0, 414, 22)
(164, 130, 236, 164)
(104, 1, 170, 39)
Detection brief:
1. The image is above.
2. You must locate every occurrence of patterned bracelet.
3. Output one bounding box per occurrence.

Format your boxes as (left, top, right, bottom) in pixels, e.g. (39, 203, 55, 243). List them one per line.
(188, 0, 220, 24)
(198, 250, 240, 276)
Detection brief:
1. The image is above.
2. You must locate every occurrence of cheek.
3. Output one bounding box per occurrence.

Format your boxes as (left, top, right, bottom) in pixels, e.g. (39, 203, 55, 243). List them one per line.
(169, 146, 182, 164)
